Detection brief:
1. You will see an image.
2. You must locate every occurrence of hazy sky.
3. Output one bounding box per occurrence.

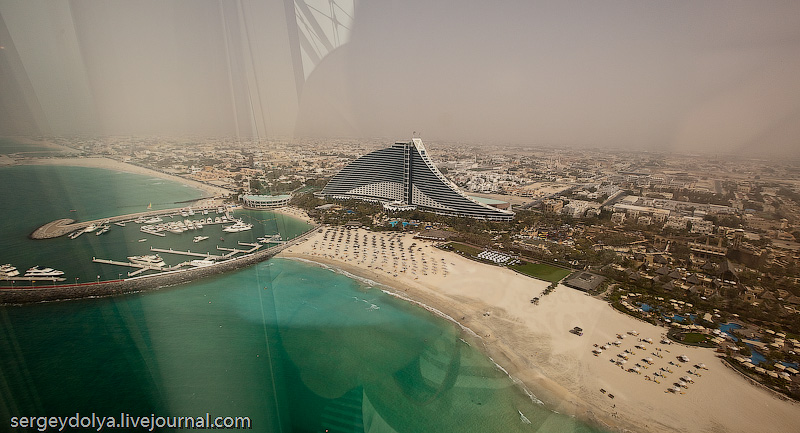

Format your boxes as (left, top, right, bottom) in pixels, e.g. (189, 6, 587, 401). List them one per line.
(2, 1, 799, 156)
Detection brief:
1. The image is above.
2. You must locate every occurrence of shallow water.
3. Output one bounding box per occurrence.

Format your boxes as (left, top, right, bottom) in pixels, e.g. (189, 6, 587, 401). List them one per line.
(0, 165, 606, 432)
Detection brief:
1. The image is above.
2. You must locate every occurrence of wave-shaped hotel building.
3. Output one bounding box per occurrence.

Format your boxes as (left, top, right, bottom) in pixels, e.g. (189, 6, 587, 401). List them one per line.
(321, 139, 514, 221)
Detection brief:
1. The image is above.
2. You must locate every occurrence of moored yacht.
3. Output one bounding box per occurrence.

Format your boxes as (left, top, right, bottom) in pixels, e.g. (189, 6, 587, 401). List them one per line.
(127, 255, 166, 267)
(25, 266, 66, 277)
(193, 235, 209, 243)
(1, 264, 21, 277)
(222, 220, 253, 233)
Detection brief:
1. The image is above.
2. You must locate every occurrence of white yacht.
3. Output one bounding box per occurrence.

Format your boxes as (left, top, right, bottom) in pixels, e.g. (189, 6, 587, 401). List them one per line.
(83, 223, 98, 233)
(1, 264, 20, 277)
(127, 255, 166, 267)
(193, 235, 209, 243)
(95, 225, 111, 236)
(190, 259, 215, 267)
(25, 266, 65, 277)
(144, 216, 163, 224)
(222, 220, 253, 233)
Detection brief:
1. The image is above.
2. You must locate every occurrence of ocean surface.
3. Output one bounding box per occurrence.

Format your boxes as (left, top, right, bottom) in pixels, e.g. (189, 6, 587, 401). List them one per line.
(0, 164, 605, 432)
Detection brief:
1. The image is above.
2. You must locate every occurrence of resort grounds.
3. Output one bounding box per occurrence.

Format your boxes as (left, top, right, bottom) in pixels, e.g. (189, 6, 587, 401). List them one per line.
(280, 226, 800, 433)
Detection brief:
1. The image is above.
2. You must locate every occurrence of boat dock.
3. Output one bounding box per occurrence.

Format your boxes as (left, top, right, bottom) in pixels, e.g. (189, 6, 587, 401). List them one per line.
(90, 257, 202, 276)
(0, 276, 66, 282)
(216, 242, 262, 257)
(150, 247, 224, 260)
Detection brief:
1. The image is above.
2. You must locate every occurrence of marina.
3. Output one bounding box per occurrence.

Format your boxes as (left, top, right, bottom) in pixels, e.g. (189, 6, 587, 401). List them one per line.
(30, 205, 234, 240)
(11, 199, 301, 290)
(1, 227, 317, 303)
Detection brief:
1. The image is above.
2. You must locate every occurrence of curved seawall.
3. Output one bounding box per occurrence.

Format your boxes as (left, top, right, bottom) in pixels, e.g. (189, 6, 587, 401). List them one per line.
(1, 227, 317, 305)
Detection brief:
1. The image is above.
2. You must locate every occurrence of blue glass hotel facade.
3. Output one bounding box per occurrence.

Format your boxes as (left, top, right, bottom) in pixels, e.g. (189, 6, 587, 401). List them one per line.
(321, 139, 514, 221)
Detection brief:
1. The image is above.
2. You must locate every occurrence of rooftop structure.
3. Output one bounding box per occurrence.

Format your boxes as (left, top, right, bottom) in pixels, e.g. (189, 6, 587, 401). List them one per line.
(241, 194, 291, 209)
(563, 271, 606, 292)
(321, 139, 514, 221)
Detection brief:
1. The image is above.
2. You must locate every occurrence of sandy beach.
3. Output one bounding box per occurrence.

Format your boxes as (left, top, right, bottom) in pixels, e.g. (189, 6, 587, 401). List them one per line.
(16, 156, 233, 197)
(279, 226, 800, 433)
(270, 205, 316, 225)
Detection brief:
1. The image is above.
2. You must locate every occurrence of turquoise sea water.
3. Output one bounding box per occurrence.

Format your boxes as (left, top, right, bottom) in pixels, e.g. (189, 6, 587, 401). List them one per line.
(0, 138, 60, 155)
(0, 165, 605, 432)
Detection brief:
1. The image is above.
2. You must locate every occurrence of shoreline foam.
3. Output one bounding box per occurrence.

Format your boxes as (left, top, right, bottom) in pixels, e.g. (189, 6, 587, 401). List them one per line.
(278, 227, 800, 433)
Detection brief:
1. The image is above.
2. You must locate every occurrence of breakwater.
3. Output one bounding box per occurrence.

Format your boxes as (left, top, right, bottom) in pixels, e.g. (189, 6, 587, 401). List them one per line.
(1, 226, 318, 304)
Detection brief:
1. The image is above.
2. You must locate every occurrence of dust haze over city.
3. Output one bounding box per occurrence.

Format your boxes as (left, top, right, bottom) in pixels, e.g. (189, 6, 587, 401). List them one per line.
(2, 0, 800, 157)
(6, 3, 800, 433)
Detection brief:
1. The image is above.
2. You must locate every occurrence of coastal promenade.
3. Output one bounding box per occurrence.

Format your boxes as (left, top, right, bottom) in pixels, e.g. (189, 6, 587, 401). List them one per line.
(2, 225, 318, 304)
(30, 204, 224, 239)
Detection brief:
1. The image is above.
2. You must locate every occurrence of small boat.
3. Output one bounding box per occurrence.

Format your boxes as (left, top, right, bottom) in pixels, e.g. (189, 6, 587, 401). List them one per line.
(193, 236, 209, 243)
(83, 223, 98, 233)
(70, 209, 77, 212)
(144, 216, 163, 224)
(138, 238, 147, 242)
(202, 209, 209, 215)
(190, 259, 215, 267)
(95, 225, 111, 236)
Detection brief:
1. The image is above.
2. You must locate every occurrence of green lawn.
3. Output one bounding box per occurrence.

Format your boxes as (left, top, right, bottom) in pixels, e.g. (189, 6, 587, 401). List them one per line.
(682, 333, 708, 344)
(509, 262, 572, 283)
(447, 242, 483, 257)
